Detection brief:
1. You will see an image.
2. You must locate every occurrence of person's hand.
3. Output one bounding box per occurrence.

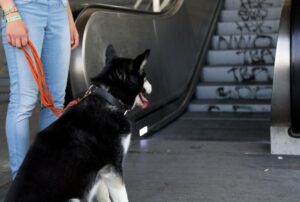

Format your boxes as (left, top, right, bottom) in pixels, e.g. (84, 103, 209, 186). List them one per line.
(69, 20, 79, 50)
(6, 15, 29, 48)
(66, 1, 79, 50)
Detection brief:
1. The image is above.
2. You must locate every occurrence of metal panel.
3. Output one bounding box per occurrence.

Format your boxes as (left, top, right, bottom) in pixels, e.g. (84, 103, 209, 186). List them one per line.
(271, 0, 291, 126)
(69, 0, 223, 136)
(270, 0, 300, 155)
(290, 0, 300, 135)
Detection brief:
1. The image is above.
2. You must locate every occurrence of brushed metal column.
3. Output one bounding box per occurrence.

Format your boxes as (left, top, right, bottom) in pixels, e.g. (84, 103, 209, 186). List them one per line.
(271, 0, 300, 155)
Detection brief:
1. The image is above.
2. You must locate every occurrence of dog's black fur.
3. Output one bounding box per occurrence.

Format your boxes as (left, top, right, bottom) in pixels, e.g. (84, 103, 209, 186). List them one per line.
(4, 45, 151, 202)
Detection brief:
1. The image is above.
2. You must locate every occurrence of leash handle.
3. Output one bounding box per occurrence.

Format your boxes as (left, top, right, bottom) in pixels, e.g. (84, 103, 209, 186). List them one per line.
(22, 40, 80, 117)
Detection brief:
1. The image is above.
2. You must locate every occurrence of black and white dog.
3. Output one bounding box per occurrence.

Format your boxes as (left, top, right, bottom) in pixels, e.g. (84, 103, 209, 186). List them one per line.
(4, 45, 152, 202)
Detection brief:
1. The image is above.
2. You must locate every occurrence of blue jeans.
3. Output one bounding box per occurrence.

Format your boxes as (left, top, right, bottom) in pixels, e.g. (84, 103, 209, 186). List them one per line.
(2, 0, 70, 178)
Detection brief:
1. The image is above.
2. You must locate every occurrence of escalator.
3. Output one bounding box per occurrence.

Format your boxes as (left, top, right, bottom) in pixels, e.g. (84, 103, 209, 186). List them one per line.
(68, 0, 224, 137)
(69, 0, 283, 141)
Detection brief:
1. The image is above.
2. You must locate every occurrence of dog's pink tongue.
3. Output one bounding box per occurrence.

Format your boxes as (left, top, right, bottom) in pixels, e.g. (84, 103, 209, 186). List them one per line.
(139, 93, 149, 109)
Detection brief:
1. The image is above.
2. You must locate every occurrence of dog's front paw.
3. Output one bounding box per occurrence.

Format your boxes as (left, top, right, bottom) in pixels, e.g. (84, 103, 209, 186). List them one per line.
(68, 199, 81, 202)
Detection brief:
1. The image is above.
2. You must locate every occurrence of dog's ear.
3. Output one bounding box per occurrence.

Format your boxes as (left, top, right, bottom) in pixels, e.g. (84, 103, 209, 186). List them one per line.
(105, 44, 118, 64)
(134, 49, 150, 72)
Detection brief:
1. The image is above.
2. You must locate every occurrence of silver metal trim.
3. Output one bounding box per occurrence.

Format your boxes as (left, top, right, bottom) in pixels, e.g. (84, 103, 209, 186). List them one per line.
(271, 0, 300, 155)
(271, 0, 291, 126)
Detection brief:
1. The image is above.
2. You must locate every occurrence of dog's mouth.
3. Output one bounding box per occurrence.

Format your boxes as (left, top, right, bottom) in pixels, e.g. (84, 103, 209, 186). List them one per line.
(137, 92, 149, 109)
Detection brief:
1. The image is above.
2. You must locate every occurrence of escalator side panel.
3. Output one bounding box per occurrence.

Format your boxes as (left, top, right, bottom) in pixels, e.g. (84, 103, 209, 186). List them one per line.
(69, 0, 223, 136)
(290, 0, 300, 135)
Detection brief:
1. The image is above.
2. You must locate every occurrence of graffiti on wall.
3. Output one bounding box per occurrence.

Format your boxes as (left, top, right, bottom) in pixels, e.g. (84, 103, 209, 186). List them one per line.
(197, 0, 277, 112)
(235, 0, 275, 34)
(215, 85, 272, 100)
(227, 66, 272, 82)
(207, 105, 269, 112)
(217, 34, 276, 49)
(238, 0, 273, 21)
(235, 21, 273, 33)
(236, 49, 275, 65)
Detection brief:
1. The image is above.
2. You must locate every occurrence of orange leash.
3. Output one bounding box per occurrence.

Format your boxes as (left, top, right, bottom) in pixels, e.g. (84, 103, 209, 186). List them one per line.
(22, 40, 80, 117)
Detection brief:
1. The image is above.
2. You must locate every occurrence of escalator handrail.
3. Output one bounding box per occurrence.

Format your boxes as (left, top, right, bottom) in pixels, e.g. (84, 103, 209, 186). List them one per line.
(72, 0, 183, 20)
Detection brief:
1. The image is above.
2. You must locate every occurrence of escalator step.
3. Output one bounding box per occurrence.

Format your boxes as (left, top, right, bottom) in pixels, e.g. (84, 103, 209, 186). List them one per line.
(202, 65, 274, 82)
(211, 34, 278, 50)
(188, 99, 271, 112)
(220, 7, 282, 22)
(206, 49, 276, 66)
(195, 82, 272, 100)
(224, 0, 282, 10)
(217, 20, 280, 35)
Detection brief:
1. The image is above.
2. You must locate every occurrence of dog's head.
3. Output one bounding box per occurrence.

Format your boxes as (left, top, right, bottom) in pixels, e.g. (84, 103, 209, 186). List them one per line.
(91, 45, 152, 110)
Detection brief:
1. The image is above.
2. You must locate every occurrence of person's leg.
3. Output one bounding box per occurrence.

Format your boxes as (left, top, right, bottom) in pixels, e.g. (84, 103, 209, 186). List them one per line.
(2, 2, 47, 178)
(39, 0, 70, 130)
(2, 25, 19, 178)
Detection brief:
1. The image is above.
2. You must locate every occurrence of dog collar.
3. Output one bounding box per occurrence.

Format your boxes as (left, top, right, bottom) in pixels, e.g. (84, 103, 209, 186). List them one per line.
(82, 85, 131, 112)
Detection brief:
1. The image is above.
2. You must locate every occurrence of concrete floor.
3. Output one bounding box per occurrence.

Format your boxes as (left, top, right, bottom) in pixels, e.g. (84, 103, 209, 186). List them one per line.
(1, 103, 300, 202)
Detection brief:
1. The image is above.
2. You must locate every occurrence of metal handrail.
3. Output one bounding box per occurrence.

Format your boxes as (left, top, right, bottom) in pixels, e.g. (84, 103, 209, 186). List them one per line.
(134, 0, 171, 12)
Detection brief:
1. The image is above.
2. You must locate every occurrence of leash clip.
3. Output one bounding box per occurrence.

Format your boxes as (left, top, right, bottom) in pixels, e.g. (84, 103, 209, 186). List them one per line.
(82, 85, 96, 100)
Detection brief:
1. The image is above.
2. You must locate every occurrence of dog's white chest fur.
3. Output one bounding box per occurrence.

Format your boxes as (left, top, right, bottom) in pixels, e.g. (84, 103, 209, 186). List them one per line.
(78, 134, 132, 202)
(122, 134, 131, 155)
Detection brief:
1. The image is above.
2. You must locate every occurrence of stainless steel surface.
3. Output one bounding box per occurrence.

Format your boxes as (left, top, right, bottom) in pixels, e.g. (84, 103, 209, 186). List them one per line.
(270, 0, 300, 155)
(70, 1, 185, 98)
(271, 0, 291, 126)
(69, 0, 137, 10)
(69, 0, 163, 12)
(69, 0, 223, 135)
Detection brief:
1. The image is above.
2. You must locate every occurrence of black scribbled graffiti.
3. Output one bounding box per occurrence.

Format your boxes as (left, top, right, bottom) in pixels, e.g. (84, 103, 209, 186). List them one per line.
(238, 0, 273, 21)
(240, 0, 273, 9)
(238, 86, 272, 99)
(235, 21, 272, 33)
(233, 105, 253, 112)
(216, 87, 233, 99)
(238, 7, 268, 21)
(207, 105, 268, 112)
(236, 49, 275, 65)
(215, 86, 272, 99)
(227, 66, 272, 82)
(206, 105, 269, 112)
(208, 106, 221, 112)
(253, 34, 274, 48)
(217, 34, 275, 49)
(202, 0, 276, 112)
(235, 86, 253, 99)
(235, 0, 276, 33)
